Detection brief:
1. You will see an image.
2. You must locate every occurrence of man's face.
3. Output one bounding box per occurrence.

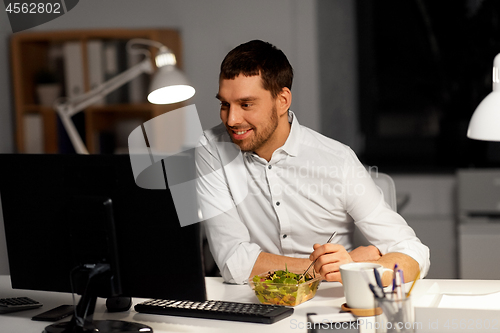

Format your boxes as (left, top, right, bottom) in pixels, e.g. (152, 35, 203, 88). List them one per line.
(217, 74, 279, 154)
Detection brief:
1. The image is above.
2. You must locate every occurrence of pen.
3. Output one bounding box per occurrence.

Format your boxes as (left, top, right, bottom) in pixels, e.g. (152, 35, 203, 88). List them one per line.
(392, 263, 398, 291)
(392, 264, 406, 301)
(373, 268, 384, 288)
(394, 269, 403, 300)
(369, 283, 385, 299)
(392, 264, 399, 298)
(362, 269, 385, 299)
(372, 268, 386, 298)
(406, 270, 421, 298)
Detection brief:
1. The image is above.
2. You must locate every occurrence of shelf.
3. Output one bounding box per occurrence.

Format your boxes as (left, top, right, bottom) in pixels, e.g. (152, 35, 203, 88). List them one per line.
(11, 28, 183, 154)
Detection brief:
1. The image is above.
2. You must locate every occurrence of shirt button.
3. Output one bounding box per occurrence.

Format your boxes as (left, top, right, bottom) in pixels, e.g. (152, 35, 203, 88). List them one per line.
(268, 165, 272, 169)
(276, 201, 280, 206)
(282, 234, 287, 239)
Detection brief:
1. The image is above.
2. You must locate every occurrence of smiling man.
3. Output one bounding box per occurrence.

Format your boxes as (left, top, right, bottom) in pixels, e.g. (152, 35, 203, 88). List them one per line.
(216, 74, 289, 161)
(196, 40, 430, 285)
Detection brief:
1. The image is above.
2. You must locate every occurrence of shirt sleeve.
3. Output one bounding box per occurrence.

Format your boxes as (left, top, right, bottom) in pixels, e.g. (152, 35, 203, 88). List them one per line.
(342, 147, 431, 278)
(195, 135, 262, 284)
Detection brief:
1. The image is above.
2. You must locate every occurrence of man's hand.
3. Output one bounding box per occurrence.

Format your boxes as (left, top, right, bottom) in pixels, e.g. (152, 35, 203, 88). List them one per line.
(310, 243, 353, 282)
(310, 244, 421, 285)
(349, 245, 382, 262)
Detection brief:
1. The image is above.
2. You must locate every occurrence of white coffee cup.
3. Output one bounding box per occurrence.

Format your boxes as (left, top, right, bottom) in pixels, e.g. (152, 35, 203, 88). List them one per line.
(339, 262, 392, 309)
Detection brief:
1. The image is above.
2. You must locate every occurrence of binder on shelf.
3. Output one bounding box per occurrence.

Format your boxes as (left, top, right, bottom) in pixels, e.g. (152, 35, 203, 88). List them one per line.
(24, 114, 44, 154)
(62, 42, 85, 98)
(87, 40, 105, 105)
(103, 39, 128, 104)
(47, 43, 66, 97)
(61, 41, 86, 153)
(127, 44, 149, 103)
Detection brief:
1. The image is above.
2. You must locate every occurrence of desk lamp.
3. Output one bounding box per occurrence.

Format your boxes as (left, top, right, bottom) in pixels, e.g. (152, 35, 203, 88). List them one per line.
(467, 53, 500, 141)
(55, 38, 195, 154)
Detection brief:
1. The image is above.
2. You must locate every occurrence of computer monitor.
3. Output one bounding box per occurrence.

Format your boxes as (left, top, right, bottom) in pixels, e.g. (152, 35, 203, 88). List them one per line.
(0, 153, 206, 332)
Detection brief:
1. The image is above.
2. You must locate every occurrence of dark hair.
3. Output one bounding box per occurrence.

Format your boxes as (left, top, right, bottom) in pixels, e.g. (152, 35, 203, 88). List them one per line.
(220, 40, 293, 98)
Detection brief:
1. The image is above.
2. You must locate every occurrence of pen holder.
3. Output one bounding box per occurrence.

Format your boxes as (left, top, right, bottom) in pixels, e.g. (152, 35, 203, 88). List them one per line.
(375, 295, 415, 333)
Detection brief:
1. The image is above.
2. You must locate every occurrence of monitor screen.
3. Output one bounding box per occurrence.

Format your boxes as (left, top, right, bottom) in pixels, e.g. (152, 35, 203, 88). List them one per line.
(0, 153, 206, 303)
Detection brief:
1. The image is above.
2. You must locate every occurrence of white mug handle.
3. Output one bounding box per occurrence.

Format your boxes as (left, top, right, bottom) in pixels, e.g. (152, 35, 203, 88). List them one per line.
(380, 267, 393, 275)
(379, 267, 394, 282)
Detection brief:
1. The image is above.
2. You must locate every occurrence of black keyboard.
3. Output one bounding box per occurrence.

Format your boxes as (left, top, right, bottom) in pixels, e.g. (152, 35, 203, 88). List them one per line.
(135, 299, 294, 324)
(0, 297, 42, 314)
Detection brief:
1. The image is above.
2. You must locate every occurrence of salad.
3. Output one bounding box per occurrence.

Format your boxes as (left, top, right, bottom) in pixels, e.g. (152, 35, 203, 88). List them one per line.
(250, 267, 321, 306)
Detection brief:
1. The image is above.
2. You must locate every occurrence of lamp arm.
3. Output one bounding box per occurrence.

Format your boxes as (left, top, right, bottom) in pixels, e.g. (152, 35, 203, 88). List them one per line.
(55, 56, 154, 154)
(58, 57, 154, 117)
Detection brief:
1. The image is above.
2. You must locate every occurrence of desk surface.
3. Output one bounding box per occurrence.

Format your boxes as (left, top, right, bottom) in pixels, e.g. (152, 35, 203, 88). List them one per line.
(0, 275, 346, 333)
(1, 275, 500, 333)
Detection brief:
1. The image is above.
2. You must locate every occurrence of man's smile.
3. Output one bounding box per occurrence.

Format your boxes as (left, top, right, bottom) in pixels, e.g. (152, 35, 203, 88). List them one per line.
(230, 128, 253, 141)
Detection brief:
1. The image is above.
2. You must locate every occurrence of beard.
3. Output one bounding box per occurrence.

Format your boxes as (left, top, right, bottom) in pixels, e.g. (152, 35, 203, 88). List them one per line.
(229, 104, 279, 153)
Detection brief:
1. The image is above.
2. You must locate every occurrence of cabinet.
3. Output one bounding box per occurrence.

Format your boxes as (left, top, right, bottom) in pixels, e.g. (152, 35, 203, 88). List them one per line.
(457, 169, 500, 279)
(391, 174, 458, 279)
(11, 29, 185, 153)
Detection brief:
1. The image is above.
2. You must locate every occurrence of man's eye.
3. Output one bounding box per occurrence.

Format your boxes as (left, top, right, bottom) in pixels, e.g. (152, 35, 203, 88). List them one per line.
(220, 102, 229, 108)
(242, 103, 251, 108)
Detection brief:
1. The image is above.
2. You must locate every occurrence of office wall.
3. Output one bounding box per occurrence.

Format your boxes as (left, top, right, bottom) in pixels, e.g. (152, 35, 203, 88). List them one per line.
(317, 0, 360, 151)
(0, 19, 14, 154)
(0, 0, 320, 148)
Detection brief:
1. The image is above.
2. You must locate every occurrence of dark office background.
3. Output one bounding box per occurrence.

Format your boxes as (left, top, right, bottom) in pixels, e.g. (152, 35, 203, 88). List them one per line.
(355, 0, 500, 172)
(0, 0, 496, 280)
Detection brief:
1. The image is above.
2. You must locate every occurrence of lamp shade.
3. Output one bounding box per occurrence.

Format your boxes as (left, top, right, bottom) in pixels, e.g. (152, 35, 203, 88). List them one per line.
(467, 53, 500, 141)
(147, 65, 195, 104)
(467, 91, 500, 141)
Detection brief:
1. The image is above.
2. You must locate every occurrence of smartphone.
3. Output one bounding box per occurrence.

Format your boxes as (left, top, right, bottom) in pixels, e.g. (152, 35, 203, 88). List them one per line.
(31, 304, 74, 322)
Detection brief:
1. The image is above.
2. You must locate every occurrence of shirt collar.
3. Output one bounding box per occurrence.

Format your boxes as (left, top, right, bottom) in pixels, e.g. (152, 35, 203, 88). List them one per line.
(278, 110, 300, 157)
(243, 110, 301, 160)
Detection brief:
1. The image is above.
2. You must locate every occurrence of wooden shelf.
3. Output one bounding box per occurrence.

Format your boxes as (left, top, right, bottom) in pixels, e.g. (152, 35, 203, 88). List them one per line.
(11, 28, 184, 154)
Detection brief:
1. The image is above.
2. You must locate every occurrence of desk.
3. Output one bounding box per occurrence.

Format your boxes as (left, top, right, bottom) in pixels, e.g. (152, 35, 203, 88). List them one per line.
(0, 275, 345, 333)
(1, 275, 499, 332)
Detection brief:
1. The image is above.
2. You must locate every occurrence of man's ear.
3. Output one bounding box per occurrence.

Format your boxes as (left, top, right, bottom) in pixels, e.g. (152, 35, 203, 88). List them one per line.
(277, 87, 292, 116)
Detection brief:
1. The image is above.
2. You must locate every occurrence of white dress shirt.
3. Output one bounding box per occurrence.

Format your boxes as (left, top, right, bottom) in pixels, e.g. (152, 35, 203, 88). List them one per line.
(195, 112, 430, 284)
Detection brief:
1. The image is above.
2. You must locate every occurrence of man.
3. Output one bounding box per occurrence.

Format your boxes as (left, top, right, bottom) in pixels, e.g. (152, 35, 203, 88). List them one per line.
(196, 40, 430, 285)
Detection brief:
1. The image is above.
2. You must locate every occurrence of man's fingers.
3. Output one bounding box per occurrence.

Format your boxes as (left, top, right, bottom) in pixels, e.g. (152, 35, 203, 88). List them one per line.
(314, 258, 340, 276)
(310, 243, 345, 261)
(323, 271, 342, 282)
(313, 260, 343, 282)
(309, 243, 354, 283)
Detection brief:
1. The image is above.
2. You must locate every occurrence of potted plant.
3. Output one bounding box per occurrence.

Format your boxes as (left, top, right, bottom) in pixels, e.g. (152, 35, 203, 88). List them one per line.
(35, 68, 61, 107)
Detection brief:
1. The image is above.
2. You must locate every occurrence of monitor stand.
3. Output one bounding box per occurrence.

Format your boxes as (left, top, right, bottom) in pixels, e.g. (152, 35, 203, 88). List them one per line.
(43, 263, 152, 333)
(44, 320, 152, 333)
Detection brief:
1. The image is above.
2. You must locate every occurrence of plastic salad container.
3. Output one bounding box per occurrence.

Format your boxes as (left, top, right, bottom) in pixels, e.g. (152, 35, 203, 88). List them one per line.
(249, 270, 322, 306)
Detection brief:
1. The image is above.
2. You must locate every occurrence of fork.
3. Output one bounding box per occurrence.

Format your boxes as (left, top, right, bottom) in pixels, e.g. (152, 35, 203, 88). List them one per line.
(298, 231, 338, 281)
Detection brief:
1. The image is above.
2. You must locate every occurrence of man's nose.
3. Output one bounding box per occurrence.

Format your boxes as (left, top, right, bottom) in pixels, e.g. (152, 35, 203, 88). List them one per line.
(226, 106, 243, 127)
